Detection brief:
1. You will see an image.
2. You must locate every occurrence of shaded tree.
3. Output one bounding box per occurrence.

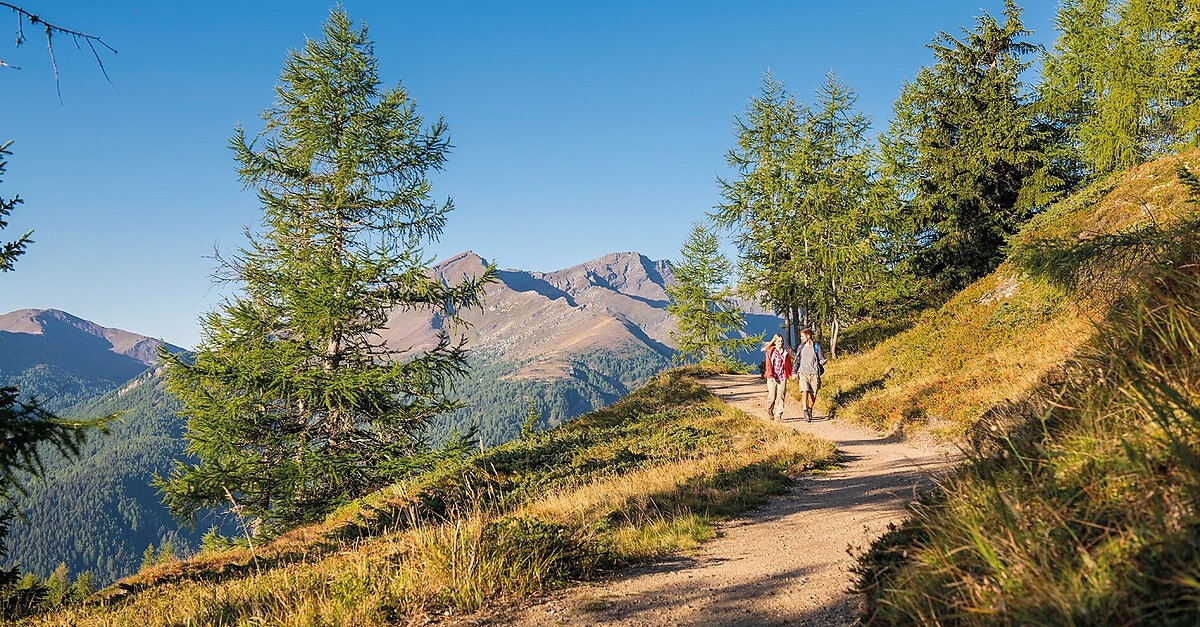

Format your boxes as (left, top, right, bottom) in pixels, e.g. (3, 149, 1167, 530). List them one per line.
(881, 1, 1065, 293)
(157, 10, 493, 531)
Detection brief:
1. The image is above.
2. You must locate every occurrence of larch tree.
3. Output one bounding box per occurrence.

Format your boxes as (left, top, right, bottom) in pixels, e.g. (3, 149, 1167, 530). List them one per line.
(712, 73, 808, 347)
(667, 221, 760, 367)
(881, 0, 1065, 293)
(157, 10, 493, 530)
(790, 74, 885, 357)
(1041, 0, 1200, 177)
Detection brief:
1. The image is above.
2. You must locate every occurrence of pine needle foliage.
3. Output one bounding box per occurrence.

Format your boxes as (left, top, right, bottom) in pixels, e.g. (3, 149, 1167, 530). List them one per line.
(1041, 0, 1200, 177)
(157, 10, 493, 531)
(666, 222, 759, 368)
(0, 140, 32, 272)
(714, 73, 891, 353)
(712, 72, 807, 342)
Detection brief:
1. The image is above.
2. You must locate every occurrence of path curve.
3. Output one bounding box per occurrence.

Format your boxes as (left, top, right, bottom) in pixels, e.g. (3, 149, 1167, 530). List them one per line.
(481, 373, 956, 626)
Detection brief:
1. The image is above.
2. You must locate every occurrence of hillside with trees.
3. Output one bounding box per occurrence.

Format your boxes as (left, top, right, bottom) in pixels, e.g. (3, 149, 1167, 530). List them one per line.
(4, 372, 233, 585)
(12, 0, 1200, 623)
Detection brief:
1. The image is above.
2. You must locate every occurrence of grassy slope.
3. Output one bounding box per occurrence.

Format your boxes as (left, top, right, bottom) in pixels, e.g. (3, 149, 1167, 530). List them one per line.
(852, 153, 1200, 624)
(30, 366, 836, 626)
(822, 152, 1200, 439)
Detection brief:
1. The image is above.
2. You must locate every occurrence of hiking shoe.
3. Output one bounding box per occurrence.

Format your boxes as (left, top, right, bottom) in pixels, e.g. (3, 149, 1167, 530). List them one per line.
(805, 408, 813, 422)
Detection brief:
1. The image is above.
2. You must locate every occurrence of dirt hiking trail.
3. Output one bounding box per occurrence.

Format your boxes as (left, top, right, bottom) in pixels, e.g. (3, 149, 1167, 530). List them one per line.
(480, 373, 957, 626)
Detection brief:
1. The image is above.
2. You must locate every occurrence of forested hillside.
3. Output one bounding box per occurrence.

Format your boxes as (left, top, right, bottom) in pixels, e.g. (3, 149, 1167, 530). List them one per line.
(4, 371, 232, 585)
(435, 345, 671, 445)
(0, 309, 180, 412)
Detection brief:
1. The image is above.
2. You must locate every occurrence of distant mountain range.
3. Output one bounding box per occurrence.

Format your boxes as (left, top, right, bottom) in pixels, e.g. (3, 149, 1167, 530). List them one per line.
(0, 250, 781, 583)
(0, 310, 207, 584)
(0, 308, 183, 411)
(391, 251, 779, 443)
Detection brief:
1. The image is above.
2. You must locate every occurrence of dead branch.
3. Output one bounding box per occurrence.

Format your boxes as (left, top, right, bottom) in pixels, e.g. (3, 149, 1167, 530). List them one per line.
(2, 2, 117, 100)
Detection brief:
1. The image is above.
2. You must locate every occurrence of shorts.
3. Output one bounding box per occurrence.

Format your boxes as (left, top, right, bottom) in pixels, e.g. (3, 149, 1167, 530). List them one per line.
(798, 373, 821, 394)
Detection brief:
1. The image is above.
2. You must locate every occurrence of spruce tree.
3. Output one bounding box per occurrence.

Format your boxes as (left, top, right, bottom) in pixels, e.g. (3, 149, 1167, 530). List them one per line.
(157, 10, 492, 530)
(667, 221, 759, 367)
(881, 0, 1064, 293)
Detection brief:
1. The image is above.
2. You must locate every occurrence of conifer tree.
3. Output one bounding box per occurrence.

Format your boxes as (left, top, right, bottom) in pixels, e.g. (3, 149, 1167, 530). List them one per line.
(789, 74, 887, 356)
(712, 73, 808, 345)
(158, 10, 492, 530)
(667, 222, 759, 366)
(42, 563, 68, 609)
(1041, 0, 1200, 176)
(715, 73, 896, 354)
(68, 571, 93, 605)
(881, 1, 1065, 293)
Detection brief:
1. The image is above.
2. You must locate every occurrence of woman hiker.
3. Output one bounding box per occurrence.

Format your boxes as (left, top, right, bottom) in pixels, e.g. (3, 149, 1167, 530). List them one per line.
(794, 328, 827, 422)
(763, 334, 792, 421)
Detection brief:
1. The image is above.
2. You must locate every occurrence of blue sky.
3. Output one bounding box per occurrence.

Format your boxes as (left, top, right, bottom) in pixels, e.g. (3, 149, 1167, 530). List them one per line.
(1, 1, 1059, 348)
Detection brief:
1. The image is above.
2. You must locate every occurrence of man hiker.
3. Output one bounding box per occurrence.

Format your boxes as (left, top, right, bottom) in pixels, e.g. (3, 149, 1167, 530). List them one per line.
(794, 328, 827, 422)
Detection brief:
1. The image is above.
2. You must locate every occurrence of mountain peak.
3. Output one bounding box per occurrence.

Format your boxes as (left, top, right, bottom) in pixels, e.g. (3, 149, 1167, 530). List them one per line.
(0, 309, 182, 372)
(435, 250, 490, 281)
(543, 251, 673, 302)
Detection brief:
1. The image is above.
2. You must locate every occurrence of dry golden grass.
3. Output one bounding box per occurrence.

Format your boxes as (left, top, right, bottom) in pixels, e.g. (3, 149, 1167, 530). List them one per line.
(821, 151, 1200, 439)
(854, 161, 1200, 624)
(27, 369, 835, 627)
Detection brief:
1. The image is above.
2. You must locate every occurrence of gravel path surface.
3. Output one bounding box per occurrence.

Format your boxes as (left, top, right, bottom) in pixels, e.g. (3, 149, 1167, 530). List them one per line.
(477, 373, 957, 626)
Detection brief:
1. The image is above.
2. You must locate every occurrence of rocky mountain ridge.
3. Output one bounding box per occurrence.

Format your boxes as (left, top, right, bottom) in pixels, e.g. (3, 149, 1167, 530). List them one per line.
(385, 250, 776, 380)
(0, 308, 184, 411)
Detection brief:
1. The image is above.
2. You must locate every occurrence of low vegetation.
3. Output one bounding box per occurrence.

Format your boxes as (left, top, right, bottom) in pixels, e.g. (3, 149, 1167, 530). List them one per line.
(820, 154, 1200, 439)
(29, 366, 835, 625)
(852, 155, 1200, 623)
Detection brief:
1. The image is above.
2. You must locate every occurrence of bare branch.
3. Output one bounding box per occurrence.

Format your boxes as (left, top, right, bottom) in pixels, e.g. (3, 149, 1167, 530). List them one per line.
(1, 2, 118, 99)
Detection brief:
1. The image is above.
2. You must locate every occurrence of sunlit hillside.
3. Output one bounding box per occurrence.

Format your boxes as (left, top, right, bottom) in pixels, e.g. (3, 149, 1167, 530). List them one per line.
(853, 152, 1200, 624)
(822, 151, 1200, 439)
(28, 368, 835, 626)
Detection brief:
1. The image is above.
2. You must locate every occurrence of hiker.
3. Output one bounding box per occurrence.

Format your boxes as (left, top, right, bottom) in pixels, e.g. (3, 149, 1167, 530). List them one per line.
(763, 334, 792, 421)
(794, 328, 827, 422)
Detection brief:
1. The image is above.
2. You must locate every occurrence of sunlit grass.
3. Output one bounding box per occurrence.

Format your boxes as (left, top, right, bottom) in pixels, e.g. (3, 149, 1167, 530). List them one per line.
(853, 152, 1200, 624)
(821, 152, 1200, 439)
(29, 366, 836, 626)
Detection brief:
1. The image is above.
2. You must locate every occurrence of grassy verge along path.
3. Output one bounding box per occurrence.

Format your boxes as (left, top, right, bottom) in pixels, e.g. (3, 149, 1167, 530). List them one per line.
(491, 373, 956, 626)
